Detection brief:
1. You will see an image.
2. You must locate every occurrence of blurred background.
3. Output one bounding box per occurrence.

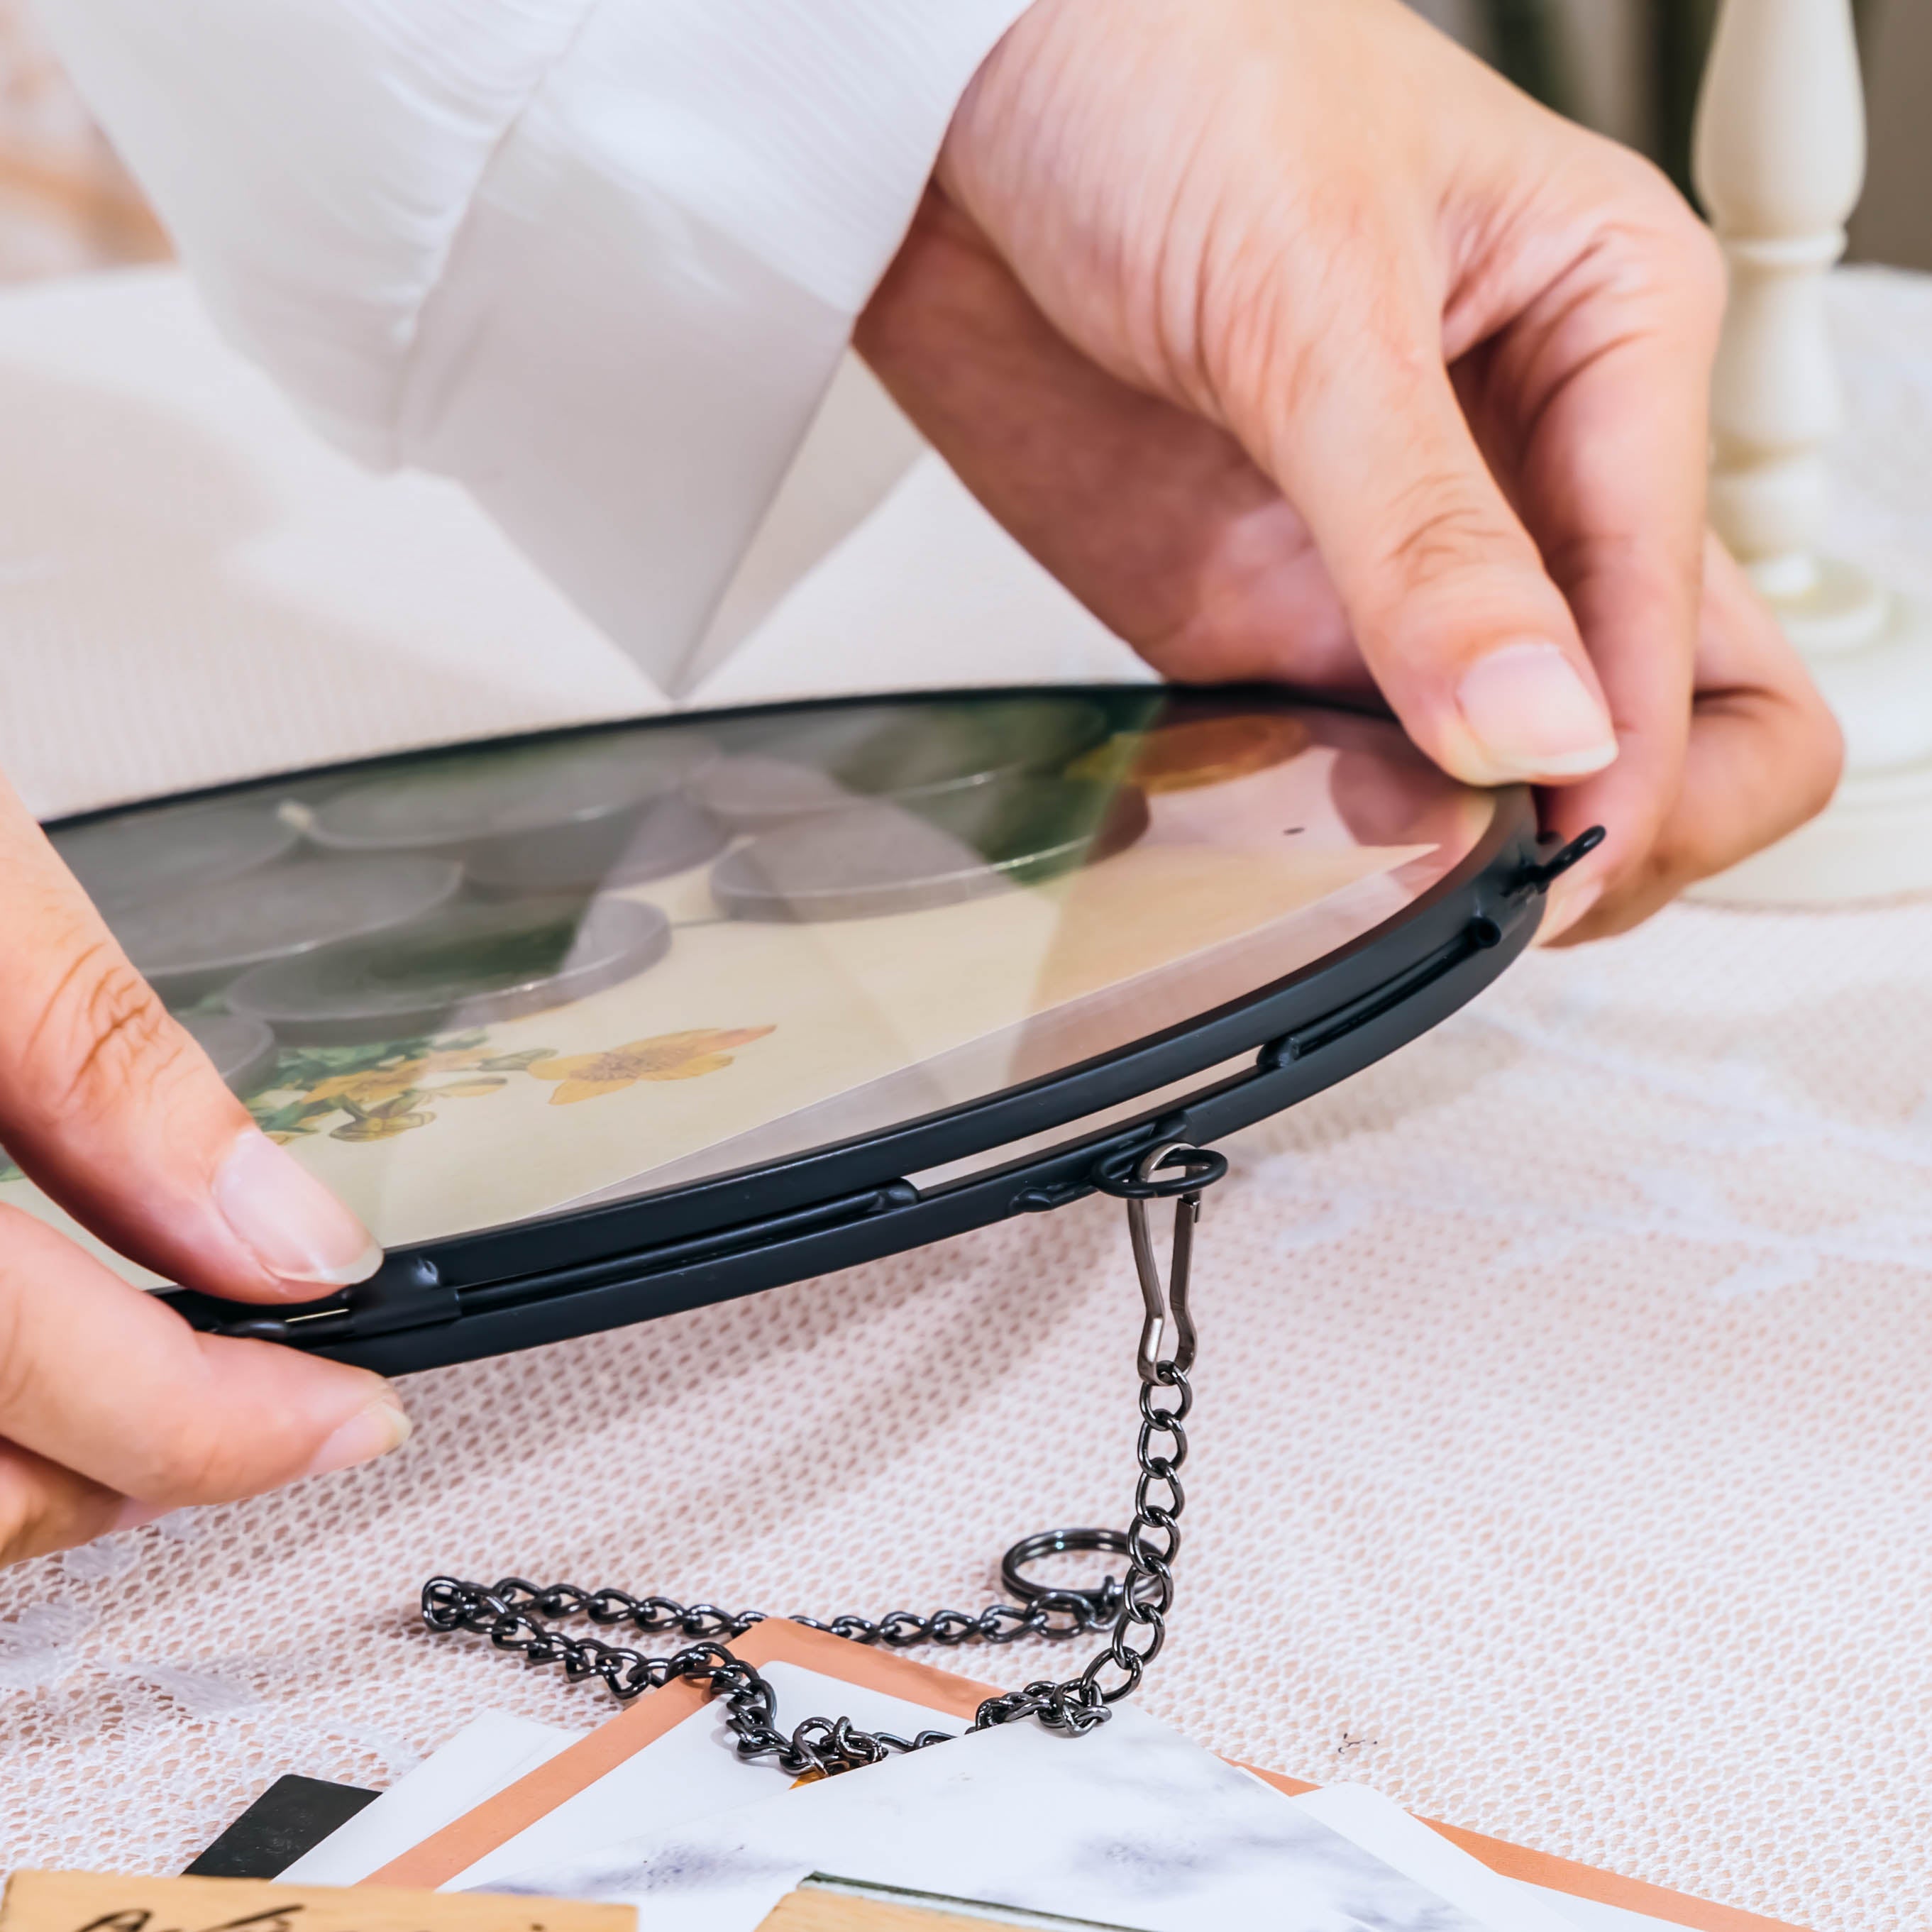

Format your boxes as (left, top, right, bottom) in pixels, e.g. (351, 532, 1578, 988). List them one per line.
(1408, 0, 1928, 268)
(0, 0, 162, 280)
(0, 0, 1924, 278)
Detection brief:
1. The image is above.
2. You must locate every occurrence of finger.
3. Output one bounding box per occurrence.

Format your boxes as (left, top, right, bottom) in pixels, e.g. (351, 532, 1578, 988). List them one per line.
(0, 1204, 408, 1511)
(0, 1439, 145, 1567)
(1525, 507, 1699, 939)
(1548, 535, 1842, 942)
(858, 192, 1359, 687)
(0, 774, 380, 1300)
(1227, 248, 1619, 790)
(1472, 165, 1726, 934)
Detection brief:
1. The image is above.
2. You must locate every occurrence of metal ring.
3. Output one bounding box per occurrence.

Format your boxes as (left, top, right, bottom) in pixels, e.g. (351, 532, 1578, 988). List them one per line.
(1000, 1527, 1131, 1614)
(1093, 1143, 1229, 1200)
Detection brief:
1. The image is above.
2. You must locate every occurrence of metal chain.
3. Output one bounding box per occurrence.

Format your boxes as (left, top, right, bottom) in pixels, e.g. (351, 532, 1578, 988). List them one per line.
(422, 1141, 1225, 1782)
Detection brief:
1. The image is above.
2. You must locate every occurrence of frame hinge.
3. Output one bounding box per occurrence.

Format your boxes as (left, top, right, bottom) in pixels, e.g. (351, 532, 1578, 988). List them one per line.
(204, 1255, 457, 1345)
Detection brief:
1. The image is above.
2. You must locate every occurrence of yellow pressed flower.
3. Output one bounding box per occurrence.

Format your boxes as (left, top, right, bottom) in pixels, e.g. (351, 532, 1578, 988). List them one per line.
(526, 1027, 775, 1106)
(307, 1063, 426, 1107)
(418, 1047, 498, 1073)
(331, 1110, 434, 1142)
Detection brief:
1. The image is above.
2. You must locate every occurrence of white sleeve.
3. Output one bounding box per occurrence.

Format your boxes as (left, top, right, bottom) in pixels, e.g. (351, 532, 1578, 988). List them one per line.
(33, 0, 1032, 692)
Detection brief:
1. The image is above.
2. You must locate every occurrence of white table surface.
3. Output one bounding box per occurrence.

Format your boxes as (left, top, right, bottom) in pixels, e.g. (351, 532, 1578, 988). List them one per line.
(1, 265, 1929, 1932)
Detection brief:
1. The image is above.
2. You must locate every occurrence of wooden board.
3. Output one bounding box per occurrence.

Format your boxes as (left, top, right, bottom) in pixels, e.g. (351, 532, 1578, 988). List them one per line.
(771, 1883, 1127, 1932)
(0, 1872, 631, 1932)
(0, 1871, 1099, 1932)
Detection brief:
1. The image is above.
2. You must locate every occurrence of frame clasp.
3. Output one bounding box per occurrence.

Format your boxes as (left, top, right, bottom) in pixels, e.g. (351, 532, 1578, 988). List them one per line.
(1098, 1140, 1227, 1380)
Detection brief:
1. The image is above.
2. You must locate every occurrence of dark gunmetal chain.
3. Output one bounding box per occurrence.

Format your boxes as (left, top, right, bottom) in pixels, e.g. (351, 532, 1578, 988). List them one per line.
(422, 1140, 1224, 1781)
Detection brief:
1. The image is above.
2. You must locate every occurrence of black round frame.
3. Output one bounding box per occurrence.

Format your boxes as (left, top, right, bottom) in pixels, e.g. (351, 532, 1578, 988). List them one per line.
(57, 685, 1571, 1376)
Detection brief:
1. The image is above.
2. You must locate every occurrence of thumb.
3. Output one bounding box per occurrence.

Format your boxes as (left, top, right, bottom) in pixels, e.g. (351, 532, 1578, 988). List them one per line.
(1244, 287, 1619, 788)
(0, 1207, 410, 1565)
(0, 775, 380, 1301)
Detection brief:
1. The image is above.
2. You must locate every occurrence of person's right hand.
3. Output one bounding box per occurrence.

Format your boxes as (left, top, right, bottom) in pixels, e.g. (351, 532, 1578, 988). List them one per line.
(859, 0, 1843, 944)
(0, 773, 407, 1565)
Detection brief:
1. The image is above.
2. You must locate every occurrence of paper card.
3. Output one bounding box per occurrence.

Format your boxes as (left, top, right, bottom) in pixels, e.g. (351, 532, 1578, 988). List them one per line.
(470, 1702, 1509, 1932)
(1281, 1784, 1582, 1932)
(280, 1713, 586, 1884)
(446, 1663, 963, 1892)
(314, 1709, 1713, 1932)
(368, 1621, 1000, 1889)
(183, 1776, 380, 1879)
(1366, 1811, 1806, 1932)
(371, 1623, 1804, 1932)
(1533, 1901, 1715, 1932)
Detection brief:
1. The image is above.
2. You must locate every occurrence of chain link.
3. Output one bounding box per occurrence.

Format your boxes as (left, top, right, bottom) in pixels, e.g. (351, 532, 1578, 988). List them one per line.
(422, 1142, 1222, 1781)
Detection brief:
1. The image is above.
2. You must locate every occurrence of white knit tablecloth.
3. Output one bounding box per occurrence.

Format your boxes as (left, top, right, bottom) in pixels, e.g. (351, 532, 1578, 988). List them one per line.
(3, 267, 1931, 1932)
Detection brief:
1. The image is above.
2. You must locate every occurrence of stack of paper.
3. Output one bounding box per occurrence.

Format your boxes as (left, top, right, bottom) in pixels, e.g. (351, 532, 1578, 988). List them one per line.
(258, 1622, 1794, 1932)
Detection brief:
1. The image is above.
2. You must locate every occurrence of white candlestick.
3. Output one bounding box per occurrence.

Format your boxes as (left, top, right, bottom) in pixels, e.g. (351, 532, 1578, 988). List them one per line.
(1694, 0, 1932, 902)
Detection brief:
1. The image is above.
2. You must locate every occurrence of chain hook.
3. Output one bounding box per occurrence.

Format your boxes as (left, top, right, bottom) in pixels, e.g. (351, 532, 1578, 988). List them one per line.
(1121, 1141, 1225, 1381)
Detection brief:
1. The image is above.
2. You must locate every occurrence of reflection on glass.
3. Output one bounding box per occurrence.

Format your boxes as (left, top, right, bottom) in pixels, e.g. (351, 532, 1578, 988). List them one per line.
(16, 690, 1494, 1274)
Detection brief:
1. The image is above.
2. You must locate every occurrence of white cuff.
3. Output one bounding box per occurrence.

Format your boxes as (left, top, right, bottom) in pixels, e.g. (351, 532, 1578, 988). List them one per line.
(38, 0, 1035, 691)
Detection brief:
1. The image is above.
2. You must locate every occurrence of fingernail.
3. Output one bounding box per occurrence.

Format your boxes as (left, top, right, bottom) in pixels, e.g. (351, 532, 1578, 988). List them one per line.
(1456, 641, 1618, 781)
(300, 1395, 413, 1479)
(110, 1498, 167, 1533)
(214, 1128, 382, 1289)
(1535, 876, 1603, 946)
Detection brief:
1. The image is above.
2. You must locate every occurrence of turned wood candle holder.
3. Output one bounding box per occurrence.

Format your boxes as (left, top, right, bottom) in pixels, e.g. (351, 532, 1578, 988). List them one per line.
(1693, 0, 1932, 903)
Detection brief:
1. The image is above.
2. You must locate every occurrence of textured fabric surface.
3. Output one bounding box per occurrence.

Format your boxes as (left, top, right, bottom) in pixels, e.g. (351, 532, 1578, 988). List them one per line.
(1, 269, 1929, 1932)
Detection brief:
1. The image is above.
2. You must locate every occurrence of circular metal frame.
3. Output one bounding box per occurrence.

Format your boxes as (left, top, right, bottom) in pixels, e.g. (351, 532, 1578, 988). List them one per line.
(37, 685, 1564, 1375)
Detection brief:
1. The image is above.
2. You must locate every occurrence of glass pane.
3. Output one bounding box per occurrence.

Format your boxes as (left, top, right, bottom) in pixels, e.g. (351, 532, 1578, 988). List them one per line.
(11, 690, 1495, 1276)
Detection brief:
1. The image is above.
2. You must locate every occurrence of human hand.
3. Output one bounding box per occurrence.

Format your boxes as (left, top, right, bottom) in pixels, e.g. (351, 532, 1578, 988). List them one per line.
(858, 0, 1842, 942)
(0, 775, 404, 1564)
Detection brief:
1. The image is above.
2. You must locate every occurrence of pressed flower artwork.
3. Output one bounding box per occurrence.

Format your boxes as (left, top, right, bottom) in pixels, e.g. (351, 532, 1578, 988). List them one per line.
(245, 1025, 775, 1144)
(526, 1028, 778, 1104)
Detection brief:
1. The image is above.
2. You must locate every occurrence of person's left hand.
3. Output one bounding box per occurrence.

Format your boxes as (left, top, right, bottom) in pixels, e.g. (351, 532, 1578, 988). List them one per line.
(856, 0, 1841, 942)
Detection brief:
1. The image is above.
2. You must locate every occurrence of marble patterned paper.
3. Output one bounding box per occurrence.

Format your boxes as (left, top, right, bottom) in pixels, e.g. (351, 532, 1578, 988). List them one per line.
(477, 1704, 1502, 1932)
(446, 1663, 967, 1892)
(282, 1680, 1696, 1932)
